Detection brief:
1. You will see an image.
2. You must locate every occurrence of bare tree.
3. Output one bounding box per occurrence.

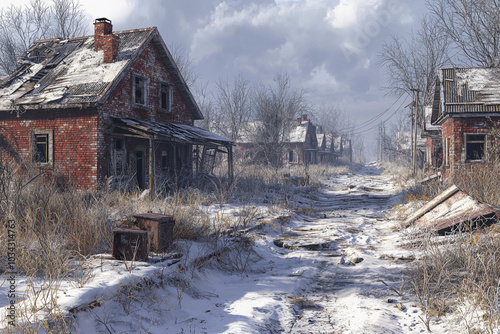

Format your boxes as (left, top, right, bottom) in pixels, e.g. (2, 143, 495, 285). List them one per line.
(0, 0, 86, 75)
(253, 72, 310, 167)
(312, 103, 352, 137)
(168, 41, 198, 88)
(50, 0, 86, 40)
(194, 81, 215, 131)
(213, 74, 252, 142)
(379, 15, 449, 108)
(428, 0, 500, 67)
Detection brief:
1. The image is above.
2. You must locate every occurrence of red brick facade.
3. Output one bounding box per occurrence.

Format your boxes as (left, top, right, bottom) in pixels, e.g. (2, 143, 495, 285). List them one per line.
(0, 20, 201, 190)
(441, 116, 500, 176)
(0, 109, 99, 188)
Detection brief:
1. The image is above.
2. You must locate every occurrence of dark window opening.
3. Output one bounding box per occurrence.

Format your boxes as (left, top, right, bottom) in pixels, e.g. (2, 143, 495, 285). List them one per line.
(160, 83, 171, 111)
(161, 151, 168, 171)
(288, 150, 294, 162)
(466, 134, 485, 161)
(34, 134, 48, 163)
(134, 76, 146, 105)
(115, 139, 123, 150)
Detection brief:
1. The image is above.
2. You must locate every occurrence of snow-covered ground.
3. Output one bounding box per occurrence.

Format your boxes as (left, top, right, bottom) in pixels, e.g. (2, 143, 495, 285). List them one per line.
(1, 163, 467, 333)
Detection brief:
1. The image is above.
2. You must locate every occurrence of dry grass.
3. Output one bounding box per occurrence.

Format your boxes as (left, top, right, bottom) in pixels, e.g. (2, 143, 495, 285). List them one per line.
(0, 159, 349, 331)
(404, 140, 500, 333)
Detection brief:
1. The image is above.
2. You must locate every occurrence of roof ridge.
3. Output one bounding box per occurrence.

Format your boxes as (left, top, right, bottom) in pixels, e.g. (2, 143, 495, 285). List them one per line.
(33, 27, 157, 44)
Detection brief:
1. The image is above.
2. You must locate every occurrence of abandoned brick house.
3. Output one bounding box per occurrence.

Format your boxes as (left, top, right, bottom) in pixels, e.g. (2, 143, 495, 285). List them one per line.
(0, 18, 233, 191)
(430, 67, 500, 176)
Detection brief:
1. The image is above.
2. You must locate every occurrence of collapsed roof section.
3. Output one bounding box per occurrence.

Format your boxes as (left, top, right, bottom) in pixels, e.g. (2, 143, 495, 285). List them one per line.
(111, 116, 233, 148)
(403, 185, 500, 234)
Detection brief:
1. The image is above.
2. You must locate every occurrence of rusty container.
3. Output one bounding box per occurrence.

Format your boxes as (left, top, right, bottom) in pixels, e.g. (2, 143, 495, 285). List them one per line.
(112, 228, 148, 261)
(133, 213, 175, 252)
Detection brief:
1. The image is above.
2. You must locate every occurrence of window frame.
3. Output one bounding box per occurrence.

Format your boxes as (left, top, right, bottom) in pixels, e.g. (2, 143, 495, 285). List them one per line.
(465, 133, 486, 162)
(132, 74, 149, 107)
(31, 130, 53, 167)
(159, 81, 173, 112)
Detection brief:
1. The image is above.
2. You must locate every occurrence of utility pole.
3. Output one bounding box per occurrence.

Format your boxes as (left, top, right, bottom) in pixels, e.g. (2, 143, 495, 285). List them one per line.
(410, 88, 420, 175)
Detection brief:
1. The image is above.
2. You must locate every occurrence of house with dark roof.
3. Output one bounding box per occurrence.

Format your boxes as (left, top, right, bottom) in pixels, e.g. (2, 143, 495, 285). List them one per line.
(0, 18, 232, 191)
(431, 67, 500, 175)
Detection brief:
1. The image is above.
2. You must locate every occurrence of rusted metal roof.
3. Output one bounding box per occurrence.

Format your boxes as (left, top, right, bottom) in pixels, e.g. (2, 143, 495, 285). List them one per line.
(111, 116, 232, 147)
(0, 27, 203, 120)
(432, 67, 500, 124)
(403, 185, 500, 234)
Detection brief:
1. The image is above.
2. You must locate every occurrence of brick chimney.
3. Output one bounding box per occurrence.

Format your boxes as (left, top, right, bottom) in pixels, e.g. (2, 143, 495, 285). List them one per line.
(94, 18, 119, 63)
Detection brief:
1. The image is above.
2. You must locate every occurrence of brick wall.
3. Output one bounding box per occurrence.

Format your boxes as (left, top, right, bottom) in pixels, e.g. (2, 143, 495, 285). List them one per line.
(99, 42, 194, 125)
(0, 38, 198, 190)
(0, 109, 99, 189)
(441, 116, 500, 176)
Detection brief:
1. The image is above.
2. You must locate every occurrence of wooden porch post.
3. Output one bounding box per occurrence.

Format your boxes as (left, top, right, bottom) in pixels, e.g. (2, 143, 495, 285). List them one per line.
(149, 135, 155, 197)
(228, 145, 234, 185)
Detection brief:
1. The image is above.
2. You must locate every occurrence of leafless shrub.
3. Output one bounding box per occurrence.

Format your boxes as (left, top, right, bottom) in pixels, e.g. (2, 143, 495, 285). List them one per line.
(408, 224, 500, 333)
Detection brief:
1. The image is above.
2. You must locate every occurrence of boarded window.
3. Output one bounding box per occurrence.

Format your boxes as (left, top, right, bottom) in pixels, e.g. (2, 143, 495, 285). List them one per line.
(466, 134, 485, 161)
(134, 76, 147, 105)
(160, 83, 172, 111)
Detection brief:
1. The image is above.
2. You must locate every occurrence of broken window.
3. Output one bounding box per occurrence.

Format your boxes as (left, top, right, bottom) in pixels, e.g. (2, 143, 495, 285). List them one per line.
(160, 82, 172, 112)
(32, 131, 53, 165)
(465, 134, 486, 161)
(133, 75, 147, 105)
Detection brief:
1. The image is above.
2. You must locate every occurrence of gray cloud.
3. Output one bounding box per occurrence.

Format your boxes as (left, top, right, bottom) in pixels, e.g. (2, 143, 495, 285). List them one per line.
(95, 0, 427, 159)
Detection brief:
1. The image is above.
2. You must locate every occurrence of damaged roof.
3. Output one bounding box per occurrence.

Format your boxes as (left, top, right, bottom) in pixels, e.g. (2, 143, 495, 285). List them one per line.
(0, 27, 203, 120)
(111, 116, 232, 147)
(432, 67, 500, 124)
(403, 185, 500, 234)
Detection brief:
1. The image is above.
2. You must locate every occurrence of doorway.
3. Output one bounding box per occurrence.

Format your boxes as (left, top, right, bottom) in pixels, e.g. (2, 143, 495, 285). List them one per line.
(136, 150, 145, 189)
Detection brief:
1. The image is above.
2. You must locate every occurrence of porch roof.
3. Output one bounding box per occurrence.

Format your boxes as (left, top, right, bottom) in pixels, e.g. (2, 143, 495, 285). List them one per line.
(111, 116, 233, 147)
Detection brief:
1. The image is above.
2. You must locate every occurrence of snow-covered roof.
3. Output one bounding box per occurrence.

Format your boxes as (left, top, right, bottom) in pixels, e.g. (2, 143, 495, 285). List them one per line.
(288, 121, 309, 143)
(423, 106, 440, 132)
(238, 120, 311, 144)
(432, 67, 500, 123)
(317, 133, 325, 147)
(0, 27, 203, 119)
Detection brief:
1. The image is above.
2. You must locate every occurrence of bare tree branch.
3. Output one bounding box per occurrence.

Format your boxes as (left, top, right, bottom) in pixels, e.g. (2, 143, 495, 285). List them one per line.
(427, 0, 500, 67)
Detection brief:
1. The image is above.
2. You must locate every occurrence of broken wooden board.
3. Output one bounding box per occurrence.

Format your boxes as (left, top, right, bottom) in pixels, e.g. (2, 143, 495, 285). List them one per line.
(403, 185, 500, 234)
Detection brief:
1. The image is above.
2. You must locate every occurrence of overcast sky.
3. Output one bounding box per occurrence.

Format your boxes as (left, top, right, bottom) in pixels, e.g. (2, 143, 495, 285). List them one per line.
(7, 0, 430, 160)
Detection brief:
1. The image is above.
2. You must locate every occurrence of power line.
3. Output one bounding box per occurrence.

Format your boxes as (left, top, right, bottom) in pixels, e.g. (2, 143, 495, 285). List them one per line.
(347, 95, 409, 136)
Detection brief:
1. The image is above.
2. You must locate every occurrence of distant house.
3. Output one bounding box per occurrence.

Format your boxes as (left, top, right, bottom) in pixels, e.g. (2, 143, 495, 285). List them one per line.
(236, 114, 318, 166)
(285, 115, 318, 166)
(431, 67, 500, 176)
(0, 18, 232, 191)
(317, 130, 338, 164)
